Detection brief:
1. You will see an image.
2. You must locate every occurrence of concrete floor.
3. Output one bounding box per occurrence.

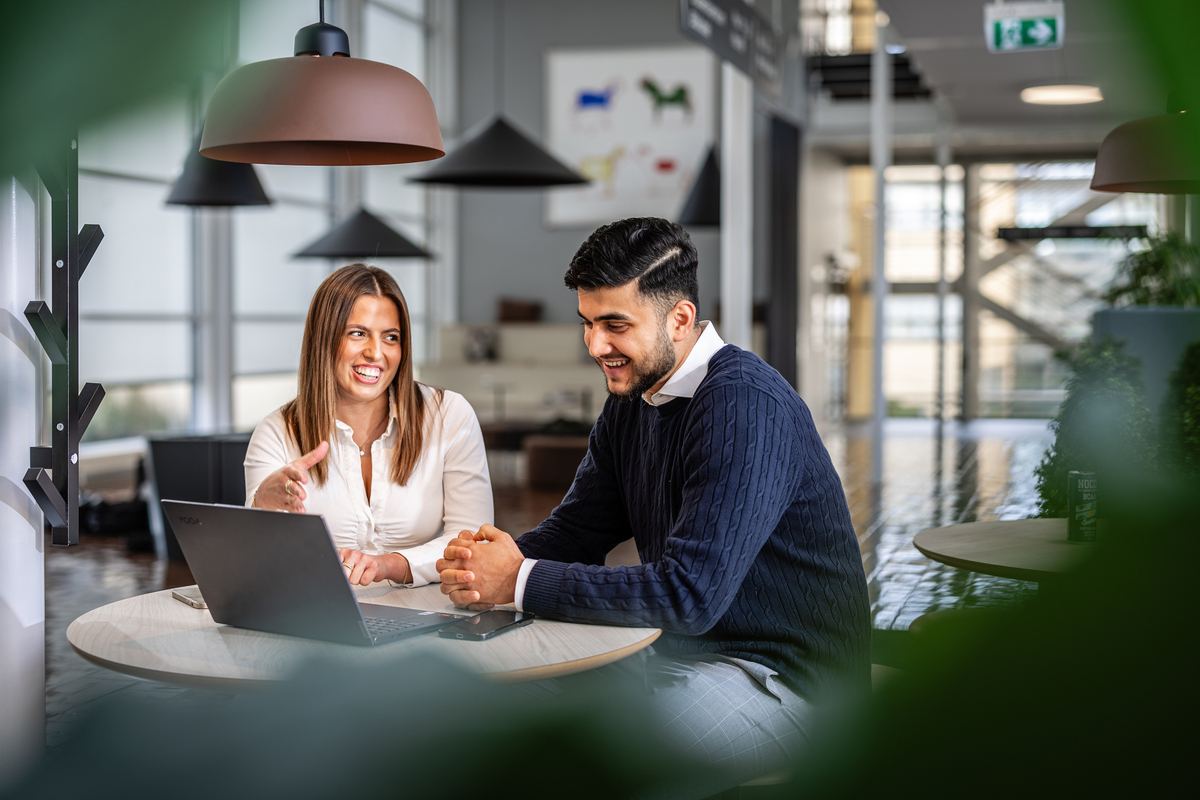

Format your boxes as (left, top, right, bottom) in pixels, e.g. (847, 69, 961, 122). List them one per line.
(44, 418, 1053, 748)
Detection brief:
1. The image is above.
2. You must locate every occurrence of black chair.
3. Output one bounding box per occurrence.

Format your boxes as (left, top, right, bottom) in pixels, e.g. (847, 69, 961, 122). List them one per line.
(148, 434, 251, 561)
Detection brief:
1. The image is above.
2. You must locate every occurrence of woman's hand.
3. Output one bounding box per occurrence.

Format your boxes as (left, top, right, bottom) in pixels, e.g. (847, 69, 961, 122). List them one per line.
(339, 549, 412, 586)
(250, 441, 330, 514)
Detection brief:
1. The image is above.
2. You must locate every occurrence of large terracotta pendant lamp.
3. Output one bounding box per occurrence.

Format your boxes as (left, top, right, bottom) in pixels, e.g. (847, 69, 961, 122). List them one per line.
(294, 208, 432, 259)
(199, 1, 444, 167)
(166, 132, 271, 206)
(1092, 101, 1200, 194)
(410, 0, 586, 187)
(678, 147, 721, 227)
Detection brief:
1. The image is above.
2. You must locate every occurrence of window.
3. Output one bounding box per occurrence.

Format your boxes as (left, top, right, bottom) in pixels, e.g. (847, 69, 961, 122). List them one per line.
(77, 93, 193, 440)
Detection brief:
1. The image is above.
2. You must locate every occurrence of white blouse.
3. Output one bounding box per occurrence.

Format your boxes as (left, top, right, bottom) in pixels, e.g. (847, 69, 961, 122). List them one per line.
(244, 386, 493, 585)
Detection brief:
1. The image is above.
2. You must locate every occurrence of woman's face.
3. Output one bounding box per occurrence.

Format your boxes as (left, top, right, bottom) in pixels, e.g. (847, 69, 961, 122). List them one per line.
(334, 294, 403, 411)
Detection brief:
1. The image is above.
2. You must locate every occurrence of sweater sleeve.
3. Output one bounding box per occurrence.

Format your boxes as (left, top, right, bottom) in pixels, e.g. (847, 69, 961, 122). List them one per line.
(398, 391, 495, 585)
(515, 403, 634, 565)
(520, 382, 801, 635)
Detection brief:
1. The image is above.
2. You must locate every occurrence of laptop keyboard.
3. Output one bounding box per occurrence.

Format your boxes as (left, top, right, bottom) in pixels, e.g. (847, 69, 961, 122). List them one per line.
(363, 616, 424, 638)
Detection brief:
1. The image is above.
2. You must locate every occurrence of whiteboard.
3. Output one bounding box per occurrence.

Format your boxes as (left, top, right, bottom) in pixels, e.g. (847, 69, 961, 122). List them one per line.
(544, 46, 716, 229)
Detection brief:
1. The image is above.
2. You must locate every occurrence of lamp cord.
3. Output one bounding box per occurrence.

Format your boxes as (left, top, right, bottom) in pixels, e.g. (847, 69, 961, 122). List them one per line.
(495, 0, 504, 115)
(320, 0, 325, 24)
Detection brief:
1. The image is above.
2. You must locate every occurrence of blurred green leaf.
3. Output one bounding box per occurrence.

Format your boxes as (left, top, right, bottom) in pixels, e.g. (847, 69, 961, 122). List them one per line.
(1160, 341, 1200, 474)
(0, 0, 234, 176)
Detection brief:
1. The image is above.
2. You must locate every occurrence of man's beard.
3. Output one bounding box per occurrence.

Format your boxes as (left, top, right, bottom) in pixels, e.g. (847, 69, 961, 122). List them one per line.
(603, 325, 677, 402)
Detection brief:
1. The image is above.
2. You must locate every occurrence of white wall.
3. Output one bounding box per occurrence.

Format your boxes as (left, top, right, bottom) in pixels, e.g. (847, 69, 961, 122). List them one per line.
(799, 146, 848, 417)
(0, 173, 45, 784)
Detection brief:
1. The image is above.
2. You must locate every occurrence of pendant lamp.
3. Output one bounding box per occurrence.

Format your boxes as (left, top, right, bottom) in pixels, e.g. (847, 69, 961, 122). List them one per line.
(294, 208, 432, 259)
(166, 133, 271, 206)
(199, 1, 443, 166)
(678, 147, 721, 227)
(410, 0, 586, 187)
(1092, 104, 1200, 194)
(411, 116, 588, 187)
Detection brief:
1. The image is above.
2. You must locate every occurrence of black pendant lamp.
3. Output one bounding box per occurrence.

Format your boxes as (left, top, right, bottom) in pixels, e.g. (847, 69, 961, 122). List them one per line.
(294, 208, 432, 259)
(199, 1, 443, 166)
(411, 116, 587, 187)
(410, 0, 586, 187)
(678, 147, 720, 227)
(166, 133, 271, 206)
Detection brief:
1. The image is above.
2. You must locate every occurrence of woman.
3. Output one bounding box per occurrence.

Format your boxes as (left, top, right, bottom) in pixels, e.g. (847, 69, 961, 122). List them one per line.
(245, 264, 492, 586)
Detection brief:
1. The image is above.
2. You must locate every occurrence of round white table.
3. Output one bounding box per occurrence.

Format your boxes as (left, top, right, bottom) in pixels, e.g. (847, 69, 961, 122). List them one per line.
(913, 518, 1092, 583)
(67, 583, 660, 692)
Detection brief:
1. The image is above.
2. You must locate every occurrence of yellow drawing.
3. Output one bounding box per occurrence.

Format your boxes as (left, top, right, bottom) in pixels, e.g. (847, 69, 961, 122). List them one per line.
(577, 146, 627, 197)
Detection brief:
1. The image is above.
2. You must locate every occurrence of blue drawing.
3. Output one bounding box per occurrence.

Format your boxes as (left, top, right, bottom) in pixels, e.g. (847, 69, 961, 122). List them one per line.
(575, 84, 618, 112)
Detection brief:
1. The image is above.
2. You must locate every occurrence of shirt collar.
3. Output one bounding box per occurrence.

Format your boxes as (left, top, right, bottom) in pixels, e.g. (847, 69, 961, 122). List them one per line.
(645, 322, 725, 407)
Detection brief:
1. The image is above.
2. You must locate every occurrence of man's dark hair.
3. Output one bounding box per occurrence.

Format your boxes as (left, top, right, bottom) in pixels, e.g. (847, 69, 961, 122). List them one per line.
(564, 217, 699, 315)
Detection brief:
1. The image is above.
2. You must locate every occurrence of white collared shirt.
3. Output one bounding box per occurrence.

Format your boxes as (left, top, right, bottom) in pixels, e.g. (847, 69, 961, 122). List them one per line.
(244, 386, 493, 586)
(514, 322, 726, 609)
(645, 321, 726, 406)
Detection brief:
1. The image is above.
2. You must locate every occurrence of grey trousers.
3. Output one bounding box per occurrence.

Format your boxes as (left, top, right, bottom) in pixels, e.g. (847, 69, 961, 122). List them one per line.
(529, 647, 811, 798)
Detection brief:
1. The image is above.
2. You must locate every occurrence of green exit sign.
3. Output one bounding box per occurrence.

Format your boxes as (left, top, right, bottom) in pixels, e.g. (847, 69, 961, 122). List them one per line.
(985, 1, 1064, 53)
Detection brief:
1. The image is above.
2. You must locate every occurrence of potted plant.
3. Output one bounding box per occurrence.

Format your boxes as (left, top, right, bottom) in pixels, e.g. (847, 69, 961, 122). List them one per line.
(1034, 338, 1156, 517)
(1093, 233, 1200, 420)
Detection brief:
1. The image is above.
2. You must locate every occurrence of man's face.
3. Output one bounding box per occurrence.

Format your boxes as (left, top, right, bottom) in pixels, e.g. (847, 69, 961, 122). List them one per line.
(578, 283, 678, 401)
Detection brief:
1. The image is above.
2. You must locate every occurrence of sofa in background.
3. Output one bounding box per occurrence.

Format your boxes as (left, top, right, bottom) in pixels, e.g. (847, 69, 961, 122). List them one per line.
(419, 324, 605, 426)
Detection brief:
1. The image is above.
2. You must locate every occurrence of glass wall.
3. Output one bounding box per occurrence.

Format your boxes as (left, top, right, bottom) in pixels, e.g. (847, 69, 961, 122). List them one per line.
(847, 161, 1160, 421)
(882, 165, 964, 417)
(975, 162, 1156, 417)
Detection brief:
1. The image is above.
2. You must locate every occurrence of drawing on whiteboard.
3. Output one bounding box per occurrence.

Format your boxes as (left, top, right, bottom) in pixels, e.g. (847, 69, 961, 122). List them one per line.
(577, 147, 627, 197)
(634, 144, 691, 197)
(640, 77, 692, 119)
(546, 47, 714, 227)
(575, 83, 619, 112)
(572, 81, 621, 132)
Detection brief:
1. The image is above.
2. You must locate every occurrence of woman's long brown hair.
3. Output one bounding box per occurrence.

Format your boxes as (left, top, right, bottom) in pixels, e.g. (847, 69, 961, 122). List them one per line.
(282, 264, 441, 487)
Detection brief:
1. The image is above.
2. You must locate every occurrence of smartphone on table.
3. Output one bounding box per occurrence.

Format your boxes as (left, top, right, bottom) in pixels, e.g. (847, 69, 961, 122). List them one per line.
(171, 585, 208, 609)
(437, 610, 534, 641)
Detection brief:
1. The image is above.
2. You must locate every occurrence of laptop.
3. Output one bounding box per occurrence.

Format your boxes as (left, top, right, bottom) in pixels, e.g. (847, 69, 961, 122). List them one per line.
(161, 500, 468, 646)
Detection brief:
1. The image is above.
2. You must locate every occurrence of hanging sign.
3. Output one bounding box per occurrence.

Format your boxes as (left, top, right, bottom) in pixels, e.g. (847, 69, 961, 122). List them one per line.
(679, 0, 783, 98)
(985, 1, 1064, 53)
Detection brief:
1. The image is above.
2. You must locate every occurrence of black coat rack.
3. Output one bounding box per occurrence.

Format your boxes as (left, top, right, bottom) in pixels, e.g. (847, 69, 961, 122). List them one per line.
(24, 133, 105, 546)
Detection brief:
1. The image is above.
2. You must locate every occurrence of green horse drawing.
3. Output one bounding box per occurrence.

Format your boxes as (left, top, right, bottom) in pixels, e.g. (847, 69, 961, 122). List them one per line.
(640, 78, 692, 117)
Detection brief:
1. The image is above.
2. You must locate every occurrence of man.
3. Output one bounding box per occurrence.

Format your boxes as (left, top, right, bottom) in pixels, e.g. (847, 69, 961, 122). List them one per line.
(437, 218, 869, 785)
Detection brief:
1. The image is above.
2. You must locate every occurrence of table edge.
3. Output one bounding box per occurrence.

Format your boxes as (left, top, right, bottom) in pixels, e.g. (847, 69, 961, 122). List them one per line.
(488, 629, 661, 683)
(912, 519, 1086, 583)
(67, 594, 664, 690)
(68, 638, 279, 693)
(911, 535, 1050, 583)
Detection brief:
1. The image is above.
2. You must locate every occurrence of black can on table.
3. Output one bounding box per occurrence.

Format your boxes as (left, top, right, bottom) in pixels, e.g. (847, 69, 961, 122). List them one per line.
(1068, 471, 1098, 543)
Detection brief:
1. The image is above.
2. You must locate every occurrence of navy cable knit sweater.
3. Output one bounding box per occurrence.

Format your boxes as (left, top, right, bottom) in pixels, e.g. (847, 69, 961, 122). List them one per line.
(518, 346, 871, 702)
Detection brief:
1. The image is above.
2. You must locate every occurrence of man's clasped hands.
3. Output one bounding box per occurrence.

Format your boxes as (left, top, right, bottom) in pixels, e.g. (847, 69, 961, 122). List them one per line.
(339, 524, 523, 608)
(434, 525, 524, 610)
